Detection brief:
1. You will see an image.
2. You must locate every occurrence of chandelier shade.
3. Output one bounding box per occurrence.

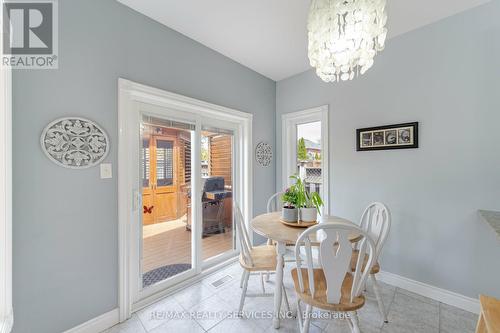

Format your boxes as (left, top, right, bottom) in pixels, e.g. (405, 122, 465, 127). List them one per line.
(307, 0, 388, 83)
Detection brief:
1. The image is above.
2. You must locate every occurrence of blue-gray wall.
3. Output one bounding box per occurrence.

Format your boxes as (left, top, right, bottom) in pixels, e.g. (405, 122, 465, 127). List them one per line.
(12, 1, 275, 332)
(276, 1, 500, 300)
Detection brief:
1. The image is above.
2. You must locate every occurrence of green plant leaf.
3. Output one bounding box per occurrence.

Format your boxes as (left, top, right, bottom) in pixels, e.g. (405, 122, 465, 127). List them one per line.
(284, 174, 324, 213)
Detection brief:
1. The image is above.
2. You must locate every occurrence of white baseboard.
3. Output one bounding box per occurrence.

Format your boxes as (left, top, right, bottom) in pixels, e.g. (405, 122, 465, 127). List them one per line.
(0, 311, 13, 333)
(377, 270, 480, 314)
(63, 308, 119, 333)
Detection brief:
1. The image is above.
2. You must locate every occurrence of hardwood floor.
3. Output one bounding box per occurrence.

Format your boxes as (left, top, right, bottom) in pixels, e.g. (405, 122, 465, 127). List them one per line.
(142, 221, 234, 273)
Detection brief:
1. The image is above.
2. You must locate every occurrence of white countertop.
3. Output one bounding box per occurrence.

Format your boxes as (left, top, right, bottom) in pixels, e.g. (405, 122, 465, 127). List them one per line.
(479, 210, 500, 240)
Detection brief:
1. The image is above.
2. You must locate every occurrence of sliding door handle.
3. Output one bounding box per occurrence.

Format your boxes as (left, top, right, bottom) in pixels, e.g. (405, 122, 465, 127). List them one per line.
(132, 189, 140, 211)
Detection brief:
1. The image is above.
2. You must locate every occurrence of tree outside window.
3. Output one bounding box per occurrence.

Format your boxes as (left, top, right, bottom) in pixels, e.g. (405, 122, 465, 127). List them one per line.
(297, 137, 307, 161)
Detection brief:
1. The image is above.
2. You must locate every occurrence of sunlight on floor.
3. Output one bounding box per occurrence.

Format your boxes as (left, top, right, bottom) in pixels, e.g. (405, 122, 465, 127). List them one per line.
(142, 216, 187, 239)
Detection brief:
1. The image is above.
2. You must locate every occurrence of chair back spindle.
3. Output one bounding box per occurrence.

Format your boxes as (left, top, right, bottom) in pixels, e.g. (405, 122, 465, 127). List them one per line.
(267, 192, 284, 213)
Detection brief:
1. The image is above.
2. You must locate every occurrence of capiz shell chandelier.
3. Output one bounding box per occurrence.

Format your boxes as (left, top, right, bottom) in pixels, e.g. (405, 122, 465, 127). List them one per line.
(307, 0, 388, 83)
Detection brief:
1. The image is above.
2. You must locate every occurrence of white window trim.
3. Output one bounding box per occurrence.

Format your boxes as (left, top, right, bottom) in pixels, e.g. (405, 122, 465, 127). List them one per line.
(0, 7, 13, 331)
(118, 78, 253, 321)
(281, 105, 329, 215)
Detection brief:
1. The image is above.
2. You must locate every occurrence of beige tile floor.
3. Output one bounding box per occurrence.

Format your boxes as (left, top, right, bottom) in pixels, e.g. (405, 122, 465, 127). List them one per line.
(104, 262, 478, 333)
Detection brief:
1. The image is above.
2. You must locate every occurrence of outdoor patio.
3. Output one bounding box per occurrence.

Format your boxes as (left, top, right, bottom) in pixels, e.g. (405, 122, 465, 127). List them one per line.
(142, 218, 234, 274)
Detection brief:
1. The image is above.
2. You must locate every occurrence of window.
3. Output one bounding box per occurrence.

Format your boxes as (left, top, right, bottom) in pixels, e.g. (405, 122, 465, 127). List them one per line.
(282, 106, 329, 215)
(156, 139, 173, 186)
(297, 121, 322, 196)
(141, 139, 150, 187)
(183, 139, 191, 184)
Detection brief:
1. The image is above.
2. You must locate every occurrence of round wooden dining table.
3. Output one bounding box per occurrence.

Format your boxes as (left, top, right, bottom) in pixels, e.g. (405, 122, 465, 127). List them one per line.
(250, 211, 362, 329)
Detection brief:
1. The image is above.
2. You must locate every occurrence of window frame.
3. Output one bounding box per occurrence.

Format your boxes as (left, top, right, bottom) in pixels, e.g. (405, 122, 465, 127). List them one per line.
(281, 105, 329, 215)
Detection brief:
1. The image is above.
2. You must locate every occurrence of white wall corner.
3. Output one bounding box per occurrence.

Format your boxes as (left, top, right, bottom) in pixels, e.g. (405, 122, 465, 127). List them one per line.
(377, 270, 480, 314)
(62, 308, 119, 333)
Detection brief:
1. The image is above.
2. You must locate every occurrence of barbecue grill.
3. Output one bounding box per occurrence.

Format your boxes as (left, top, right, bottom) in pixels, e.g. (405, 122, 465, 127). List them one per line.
(186, 176, 232, 236)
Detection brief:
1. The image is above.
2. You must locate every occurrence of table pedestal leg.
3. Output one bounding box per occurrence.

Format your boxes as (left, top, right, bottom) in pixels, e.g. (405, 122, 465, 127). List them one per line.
(273, 241, 286, 329)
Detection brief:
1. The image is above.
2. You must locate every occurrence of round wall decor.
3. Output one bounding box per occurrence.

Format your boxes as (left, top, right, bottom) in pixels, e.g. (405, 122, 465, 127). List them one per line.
(255, 141, 272, 167)
(40, 117, 110, 169)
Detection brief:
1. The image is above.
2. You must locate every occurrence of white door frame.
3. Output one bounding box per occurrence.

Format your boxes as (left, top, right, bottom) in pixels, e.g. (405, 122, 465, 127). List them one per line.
(0, 2, 13, 330)
(118, 78, 253, 321)
(281, 105, 329, 215)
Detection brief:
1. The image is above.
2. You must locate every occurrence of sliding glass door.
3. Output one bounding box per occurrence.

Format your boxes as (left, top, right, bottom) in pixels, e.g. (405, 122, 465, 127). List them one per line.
(200, 126, 236, 264)
(136, 103, 239, 298)
(140, 115, 195, 288)
(118, 80, 252, 316)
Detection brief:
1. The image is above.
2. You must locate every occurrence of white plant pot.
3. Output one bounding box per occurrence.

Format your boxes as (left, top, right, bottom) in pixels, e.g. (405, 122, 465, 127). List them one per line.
(300, 207, 317, 222)
(281, 207, 298, 222)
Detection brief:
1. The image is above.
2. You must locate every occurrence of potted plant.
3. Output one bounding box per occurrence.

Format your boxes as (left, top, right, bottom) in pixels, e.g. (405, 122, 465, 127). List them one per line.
(290, 175, 324, 222)
(281, 186, 298, 222)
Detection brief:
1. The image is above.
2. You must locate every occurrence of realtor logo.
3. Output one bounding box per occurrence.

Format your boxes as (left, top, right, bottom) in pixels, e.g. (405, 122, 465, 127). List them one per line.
(2, 0, 58, 69)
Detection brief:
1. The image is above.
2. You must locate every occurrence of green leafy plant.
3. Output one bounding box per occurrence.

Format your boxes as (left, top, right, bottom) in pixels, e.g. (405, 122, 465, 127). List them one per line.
(281, 186, 298, 208)
(289, 174, 324, 214)
(307, 192, 324, 214)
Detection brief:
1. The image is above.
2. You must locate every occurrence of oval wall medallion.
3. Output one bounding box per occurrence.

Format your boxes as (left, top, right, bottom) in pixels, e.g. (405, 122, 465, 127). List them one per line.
(255, 141, 272, 167)
(40, 117, 110, 169)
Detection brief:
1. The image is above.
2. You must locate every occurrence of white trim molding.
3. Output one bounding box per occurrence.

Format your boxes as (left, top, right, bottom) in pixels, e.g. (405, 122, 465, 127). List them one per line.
(281, 105, 329, 215)
(62, 309, 119, 333)
(0, 4, 13, 330)
(118, 78, 253, 322)
(0, 313, 13, 333)
(378, 270, 480, 314)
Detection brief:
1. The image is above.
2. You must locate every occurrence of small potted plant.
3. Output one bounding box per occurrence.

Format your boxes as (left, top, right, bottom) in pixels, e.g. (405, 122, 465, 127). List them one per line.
(281, 187, 298, 222)
(290, 175, 324, 222)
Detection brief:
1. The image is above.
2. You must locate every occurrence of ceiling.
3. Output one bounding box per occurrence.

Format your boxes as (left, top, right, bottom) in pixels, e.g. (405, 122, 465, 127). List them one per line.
(117, 0, 491, 81)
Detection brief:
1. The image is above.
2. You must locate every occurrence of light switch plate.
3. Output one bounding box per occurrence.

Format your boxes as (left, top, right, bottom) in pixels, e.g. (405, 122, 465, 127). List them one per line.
(100, 163, 112, 179)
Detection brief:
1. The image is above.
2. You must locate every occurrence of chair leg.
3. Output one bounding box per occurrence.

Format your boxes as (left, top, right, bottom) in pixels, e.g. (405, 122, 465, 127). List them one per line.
(370, 274, 388, 323)
(282, 285, 290, 312)
(266, 239, 273, 281)
(302, 304, 312, 333)
(238, 270, 250, 313)
(296, 299, 304, 330)
(349, 311, 360, 333)
(260, 272, 266, 293)
(239, 270, 245, 288)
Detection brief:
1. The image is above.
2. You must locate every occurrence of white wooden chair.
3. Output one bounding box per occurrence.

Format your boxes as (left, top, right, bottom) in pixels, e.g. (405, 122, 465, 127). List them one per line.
(266, 192, 283, 248)
(266, 191, 284, 213)
(292, 223, 376, 333)
(351, 202, 391, 323)
(266, 192, 296, 265)
(234, 202, 290, 313)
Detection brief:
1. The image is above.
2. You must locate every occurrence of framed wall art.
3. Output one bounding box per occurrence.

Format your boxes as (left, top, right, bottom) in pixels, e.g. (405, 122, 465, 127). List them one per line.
(356, 122, 418, 151)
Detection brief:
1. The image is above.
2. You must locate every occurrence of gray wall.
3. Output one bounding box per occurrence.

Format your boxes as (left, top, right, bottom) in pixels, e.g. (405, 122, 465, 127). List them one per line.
(12, 1, 275, 332)
(276, 0, 500, 299)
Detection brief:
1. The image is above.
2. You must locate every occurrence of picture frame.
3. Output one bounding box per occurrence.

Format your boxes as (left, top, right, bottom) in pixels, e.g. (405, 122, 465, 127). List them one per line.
(356, 122, 419, 151)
